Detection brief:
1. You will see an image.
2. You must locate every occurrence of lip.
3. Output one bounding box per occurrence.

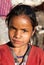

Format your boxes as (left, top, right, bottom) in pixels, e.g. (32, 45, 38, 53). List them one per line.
(12, 39, 21, 44)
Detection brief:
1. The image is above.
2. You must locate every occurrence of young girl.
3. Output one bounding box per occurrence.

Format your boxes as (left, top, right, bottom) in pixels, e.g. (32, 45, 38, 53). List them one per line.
(0, 4, 44, 65)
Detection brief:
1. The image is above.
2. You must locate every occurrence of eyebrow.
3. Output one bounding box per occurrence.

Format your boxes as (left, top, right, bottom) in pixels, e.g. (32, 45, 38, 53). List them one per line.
(9, 26, 17, 30)
(21, 29, 28, 32)
(9, 26, 28, 32)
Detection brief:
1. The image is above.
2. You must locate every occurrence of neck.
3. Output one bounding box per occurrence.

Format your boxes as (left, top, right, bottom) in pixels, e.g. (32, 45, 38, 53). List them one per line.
(12, 44, 28, 56)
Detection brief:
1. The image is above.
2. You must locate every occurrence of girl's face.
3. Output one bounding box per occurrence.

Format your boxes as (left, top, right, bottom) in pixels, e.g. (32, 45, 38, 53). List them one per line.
(8, 15, 33, 47)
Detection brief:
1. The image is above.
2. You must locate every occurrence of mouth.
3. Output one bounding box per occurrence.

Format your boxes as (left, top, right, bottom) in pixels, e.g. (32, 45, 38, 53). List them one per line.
(12, 39, 22, 44)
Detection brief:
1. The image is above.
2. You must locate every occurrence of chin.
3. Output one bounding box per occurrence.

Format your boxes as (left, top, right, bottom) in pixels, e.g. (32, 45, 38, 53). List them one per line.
(13, 43, 25, 48)
(13, 45, 22, 48)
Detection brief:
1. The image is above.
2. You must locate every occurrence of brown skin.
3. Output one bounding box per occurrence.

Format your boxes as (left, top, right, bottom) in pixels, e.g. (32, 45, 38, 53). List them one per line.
(8, 15, 34, 63)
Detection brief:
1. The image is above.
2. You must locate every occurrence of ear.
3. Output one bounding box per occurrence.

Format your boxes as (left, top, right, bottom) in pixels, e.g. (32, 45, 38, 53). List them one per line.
(32, 30, 35, 36)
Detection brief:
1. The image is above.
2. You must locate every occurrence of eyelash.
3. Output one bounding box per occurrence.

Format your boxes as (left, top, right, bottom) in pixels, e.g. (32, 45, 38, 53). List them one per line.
(23, 29, 28, 32)
(9, 27, 17, 30)
(9, 26, 28, 32)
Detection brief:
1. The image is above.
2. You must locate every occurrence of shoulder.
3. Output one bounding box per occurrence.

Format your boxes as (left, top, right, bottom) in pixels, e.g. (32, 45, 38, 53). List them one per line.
(32, 45, 44, 53)
(0, 41, 12, 50)
(0, 43, 12, 59)
(0, 43, 10, 54)
(27, 45, 44, 65)
(0, 44, 15, 65)
(28, 45, 44, 64)
(0, 44, 9, 49)
(31, 45, 44, 58)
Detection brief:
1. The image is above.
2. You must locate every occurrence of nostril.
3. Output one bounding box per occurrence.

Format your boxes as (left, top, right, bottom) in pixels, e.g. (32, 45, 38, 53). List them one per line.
(15, 34, 20, 38)
(15, 31, 21, 38)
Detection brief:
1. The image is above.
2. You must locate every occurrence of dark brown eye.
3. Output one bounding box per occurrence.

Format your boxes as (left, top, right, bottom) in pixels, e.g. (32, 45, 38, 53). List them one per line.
(9, 26, 17, 30)
(22, 29, 28, 32)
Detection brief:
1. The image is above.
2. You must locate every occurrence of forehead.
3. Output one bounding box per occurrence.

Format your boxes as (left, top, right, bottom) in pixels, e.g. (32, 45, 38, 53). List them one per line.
(9, 15, 33, 29)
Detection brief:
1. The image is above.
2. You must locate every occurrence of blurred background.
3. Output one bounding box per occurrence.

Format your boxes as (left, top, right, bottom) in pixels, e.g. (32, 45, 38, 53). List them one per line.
(0, 0, 44, 50)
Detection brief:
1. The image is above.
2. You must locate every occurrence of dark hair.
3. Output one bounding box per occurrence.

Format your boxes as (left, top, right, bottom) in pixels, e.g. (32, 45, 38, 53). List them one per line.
(6, 4, 38, 30)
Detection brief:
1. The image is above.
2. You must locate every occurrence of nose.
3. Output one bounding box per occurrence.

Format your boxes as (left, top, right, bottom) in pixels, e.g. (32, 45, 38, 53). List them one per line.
(15, 30, 21, 39)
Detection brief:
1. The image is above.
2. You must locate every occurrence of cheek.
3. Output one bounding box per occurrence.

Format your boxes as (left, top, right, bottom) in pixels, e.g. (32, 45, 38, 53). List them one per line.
(22, 33, 32, 42)
(8, 30, 14, 39)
